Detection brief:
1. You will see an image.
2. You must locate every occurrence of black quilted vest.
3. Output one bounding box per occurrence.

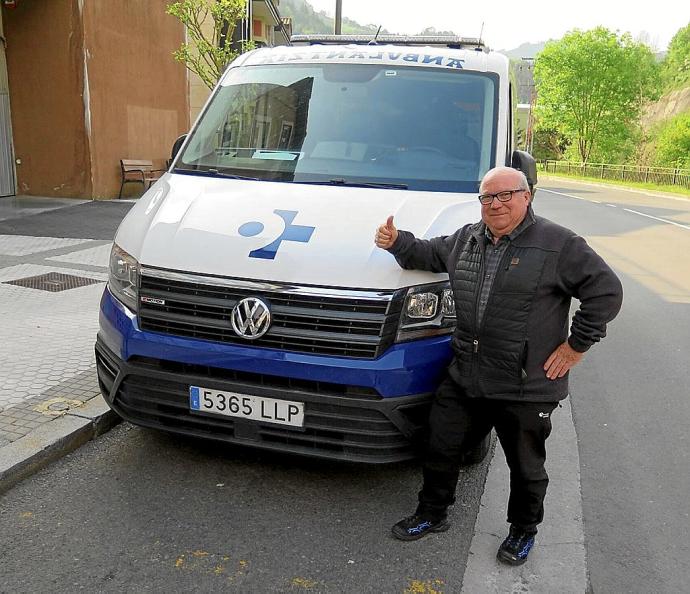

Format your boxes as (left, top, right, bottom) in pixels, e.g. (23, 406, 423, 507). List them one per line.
(448, 224, 549, 399)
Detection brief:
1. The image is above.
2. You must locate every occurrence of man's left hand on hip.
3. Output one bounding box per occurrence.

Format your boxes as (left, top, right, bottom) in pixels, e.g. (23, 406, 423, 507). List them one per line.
(544, 341, 584, 380)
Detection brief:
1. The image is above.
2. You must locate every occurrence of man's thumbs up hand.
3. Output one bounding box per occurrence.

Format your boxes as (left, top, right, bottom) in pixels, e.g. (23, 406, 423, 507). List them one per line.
(375, 215, 399, 249)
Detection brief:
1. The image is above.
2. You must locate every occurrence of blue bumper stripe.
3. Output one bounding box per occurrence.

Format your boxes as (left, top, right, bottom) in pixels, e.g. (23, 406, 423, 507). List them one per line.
(99, 288, 452, 398)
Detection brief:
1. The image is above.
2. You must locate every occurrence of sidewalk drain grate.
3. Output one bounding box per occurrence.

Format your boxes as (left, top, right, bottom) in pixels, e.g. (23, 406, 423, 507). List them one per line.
(3, 272, 103, 292)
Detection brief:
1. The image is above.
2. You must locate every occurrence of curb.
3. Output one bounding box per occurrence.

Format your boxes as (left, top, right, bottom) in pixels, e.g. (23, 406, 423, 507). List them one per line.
(0, 395, 120, 495)
(461, 398, 586, 593)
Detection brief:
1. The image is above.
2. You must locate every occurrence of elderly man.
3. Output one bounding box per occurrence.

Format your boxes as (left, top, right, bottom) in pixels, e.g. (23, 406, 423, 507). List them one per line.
(375, 166, 622, 565)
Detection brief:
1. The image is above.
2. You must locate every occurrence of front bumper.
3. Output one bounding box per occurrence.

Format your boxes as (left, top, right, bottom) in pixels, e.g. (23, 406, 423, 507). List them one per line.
(97, 288, 453, 463)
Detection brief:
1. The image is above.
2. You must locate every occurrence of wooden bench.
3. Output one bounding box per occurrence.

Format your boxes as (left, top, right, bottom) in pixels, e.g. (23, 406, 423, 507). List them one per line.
(118, 159, 166, 199)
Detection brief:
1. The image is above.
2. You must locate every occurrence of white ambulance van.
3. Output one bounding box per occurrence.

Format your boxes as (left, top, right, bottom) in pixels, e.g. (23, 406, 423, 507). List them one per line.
(96, 35, 537, 463)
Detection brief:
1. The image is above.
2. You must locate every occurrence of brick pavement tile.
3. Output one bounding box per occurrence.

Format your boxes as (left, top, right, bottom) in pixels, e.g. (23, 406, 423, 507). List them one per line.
(21, 420, 42, 430)
(0, 367, 105, 444)
(0, 428, 26, 441)
(47, 243, 111, 267)
(1, 231, 118, 443)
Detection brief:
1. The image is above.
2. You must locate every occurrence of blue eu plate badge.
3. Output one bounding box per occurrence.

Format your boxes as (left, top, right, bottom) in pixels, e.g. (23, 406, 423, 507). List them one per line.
(189, 386, 200, 410)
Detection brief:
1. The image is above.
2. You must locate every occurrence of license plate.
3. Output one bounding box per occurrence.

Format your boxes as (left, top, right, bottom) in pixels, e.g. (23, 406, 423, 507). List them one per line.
(189, 386, 304, 428)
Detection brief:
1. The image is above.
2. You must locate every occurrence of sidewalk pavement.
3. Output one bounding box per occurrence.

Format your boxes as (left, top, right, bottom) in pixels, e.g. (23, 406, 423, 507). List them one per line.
(0, 195, 134, 494)
(0, 194, 587, 593)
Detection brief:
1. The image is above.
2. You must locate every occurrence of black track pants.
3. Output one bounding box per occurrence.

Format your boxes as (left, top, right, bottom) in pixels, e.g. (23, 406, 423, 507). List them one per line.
(416, 376, 559, 533)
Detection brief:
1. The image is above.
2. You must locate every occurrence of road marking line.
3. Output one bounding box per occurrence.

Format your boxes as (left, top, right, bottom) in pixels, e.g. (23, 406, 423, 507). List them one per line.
(623, 208, 690, 230)
(540, 188, 601, 204)
(542, 188, 690, 230)
(541, 189, 588, 200)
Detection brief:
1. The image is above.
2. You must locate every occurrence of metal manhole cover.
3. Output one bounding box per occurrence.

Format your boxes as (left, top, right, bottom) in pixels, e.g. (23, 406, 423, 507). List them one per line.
(3, 272, 103, 292)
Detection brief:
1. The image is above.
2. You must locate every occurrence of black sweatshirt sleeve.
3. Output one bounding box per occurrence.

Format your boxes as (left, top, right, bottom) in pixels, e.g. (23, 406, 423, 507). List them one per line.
(387, 229, 460, 274)
(557, 235, 623, 352)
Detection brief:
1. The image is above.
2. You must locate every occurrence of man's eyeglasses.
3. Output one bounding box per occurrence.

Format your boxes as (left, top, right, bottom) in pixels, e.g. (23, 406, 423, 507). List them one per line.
(478, 189, 526, 205)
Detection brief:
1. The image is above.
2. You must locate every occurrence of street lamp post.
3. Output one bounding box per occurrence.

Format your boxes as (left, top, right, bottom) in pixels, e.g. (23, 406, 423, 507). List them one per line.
(335, 0, 342, 35)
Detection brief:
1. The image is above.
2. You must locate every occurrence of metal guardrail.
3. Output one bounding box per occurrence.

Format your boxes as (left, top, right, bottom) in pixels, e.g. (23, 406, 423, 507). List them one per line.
(540, 160, 690, 191)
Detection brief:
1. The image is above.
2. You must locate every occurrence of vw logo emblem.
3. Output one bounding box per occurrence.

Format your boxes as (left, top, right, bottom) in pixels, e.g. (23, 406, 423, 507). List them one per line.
(231, 297, 271, 339)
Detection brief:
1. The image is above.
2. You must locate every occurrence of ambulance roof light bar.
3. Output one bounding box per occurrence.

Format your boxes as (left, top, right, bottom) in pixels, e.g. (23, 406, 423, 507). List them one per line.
(290, 34, 488, 52)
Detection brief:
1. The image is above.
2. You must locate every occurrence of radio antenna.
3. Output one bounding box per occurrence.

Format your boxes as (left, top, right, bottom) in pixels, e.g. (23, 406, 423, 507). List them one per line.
(478, 21, 484, 48)
(369, 25, 383, 45)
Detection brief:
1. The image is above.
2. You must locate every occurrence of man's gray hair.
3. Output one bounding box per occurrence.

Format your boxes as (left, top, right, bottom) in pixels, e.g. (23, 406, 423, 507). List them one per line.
(480, 167, 530, 192)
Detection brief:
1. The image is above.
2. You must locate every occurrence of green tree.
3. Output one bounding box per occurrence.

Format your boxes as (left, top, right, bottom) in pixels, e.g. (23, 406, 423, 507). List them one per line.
(654, 111, 690, 168)
(661, 22, 690, 88)
(166, 0, 252, 90)
(531, 127, 570, 161)
(534, 27, 660, 163)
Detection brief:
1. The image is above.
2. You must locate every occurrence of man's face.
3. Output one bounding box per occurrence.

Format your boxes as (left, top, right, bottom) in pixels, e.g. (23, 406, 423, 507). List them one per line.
(479, 170, 531, 237)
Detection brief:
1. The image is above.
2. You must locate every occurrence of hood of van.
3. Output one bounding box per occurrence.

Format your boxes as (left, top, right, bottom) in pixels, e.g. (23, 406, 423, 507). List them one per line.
(115, 173, 481, 290)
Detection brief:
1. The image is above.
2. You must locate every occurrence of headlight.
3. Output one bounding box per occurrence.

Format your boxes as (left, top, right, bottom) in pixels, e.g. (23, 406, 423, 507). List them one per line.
(108, 244, 139, 311)
(396, 282, 456, 342)
(406, 292, 438, 319)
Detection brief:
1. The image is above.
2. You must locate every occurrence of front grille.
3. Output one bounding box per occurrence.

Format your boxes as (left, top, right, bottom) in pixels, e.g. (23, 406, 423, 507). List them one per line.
(138, 271, 404, 359)
(96, 348, 118, 394)
(95, 342, 432, 463)
(114, 373, 423, 462)
(130, 356, 382, 400)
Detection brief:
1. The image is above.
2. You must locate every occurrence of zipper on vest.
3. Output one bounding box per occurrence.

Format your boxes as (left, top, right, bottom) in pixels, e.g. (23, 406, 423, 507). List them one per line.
(472, 240, 485, 336)
(473, 339, 479, 353)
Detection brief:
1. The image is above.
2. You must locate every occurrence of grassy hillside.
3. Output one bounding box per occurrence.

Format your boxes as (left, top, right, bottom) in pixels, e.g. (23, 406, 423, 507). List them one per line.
(280, 0, 391, 35)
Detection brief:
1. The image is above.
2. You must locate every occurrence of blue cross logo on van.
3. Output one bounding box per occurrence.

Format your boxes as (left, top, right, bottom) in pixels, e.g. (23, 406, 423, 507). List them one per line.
(238, 209, 315, 260)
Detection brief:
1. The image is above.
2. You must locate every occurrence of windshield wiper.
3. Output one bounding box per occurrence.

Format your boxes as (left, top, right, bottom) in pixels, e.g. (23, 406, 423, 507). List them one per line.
(294, 178, 408, 190)
(173, 167, 261, 181)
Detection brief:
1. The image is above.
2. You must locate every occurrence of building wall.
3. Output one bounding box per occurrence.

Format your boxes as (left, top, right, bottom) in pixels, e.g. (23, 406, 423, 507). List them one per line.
(82, 0, 189, 198)
(4, 0, 91, 197)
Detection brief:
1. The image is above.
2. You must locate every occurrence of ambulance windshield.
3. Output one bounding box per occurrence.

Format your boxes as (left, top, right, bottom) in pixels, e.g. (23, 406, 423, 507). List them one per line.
(177, 63, 498, 193)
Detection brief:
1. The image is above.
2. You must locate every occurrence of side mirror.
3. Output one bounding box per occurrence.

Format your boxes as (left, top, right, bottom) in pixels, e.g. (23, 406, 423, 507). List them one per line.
(511, 150, 537, 199)
(170, 134, 187, 164)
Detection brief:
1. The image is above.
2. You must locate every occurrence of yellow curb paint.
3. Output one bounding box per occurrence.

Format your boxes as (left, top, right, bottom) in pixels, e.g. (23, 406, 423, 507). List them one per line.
(291, 577, 318, 589)
(404, 578, 445, 594)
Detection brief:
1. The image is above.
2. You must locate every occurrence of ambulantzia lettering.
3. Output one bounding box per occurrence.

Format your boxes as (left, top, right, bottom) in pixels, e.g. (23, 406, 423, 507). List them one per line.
(238, 210, 315, 260)
(252, 51, 465, 69)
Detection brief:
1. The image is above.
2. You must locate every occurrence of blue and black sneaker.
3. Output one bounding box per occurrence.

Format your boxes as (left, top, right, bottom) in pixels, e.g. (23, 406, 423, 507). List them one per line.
(391, 514, 450, 541)
(496, 526, 536, 565)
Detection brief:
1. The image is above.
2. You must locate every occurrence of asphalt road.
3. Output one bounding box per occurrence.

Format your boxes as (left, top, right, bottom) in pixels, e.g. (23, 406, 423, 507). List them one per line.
(535, 178, 690, 594)
(1, 178, 689, 593)
(0, 423, 490, 593)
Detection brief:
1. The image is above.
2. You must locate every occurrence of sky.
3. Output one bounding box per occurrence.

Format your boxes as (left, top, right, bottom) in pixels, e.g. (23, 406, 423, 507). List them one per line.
(303, 0, 689, 52)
